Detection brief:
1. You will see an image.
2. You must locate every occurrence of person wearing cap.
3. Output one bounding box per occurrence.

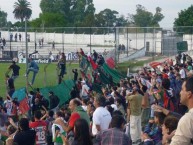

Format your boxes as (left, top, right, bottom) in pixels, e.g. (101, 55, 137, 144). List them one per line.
(26, 57, 39, 85)
(7, 61, 20, 81)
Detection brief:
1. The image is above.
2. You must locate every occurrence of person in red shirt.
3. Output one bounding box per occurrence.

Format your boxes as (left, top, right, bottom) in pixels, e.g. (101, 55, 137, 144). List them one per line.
(55, 112, 80, 134)
(29, 110, 47, 145)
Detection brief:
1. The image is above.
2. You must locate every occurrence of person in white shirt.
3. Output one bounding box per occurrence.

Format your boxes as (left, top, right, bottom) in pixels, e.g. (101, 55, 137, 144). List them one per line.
(92, 95, 112, 136)
(111, 86, 117, 99)
(4, 96, 12, 116)
(81, 98, 88, 111)
(179, 64, 186, 79)
(170, 77, 193, 145)
(81, 81, 90, 99)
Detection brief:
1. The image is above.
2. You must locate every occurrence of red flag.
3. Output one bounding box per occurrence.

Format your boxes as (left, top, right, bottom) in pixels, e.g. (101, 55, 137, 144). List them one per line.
(88, 56, 98, 70)
(149, 62, 162, 68)
(19, 97, 30, 114)
(106, 57, 115, 68)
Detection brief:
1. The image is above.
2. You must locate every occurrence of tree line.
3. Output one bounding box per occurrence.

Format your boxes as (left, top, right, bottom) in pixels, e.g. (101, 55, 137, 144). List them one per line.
(0, 0, 193, 33)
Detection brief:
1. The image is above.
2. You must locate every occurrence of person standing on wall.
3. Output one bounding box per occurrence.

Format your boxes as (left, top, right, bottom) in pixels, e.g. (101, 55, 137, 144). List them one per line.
(26, 57, 39, 85)
(57, 53, 66, 84)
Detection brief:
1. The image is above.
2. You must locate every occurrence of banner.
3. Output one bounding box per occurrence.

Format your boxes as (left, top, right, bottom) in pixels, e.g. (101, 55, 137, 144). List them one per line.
(0, 58, 13, 63)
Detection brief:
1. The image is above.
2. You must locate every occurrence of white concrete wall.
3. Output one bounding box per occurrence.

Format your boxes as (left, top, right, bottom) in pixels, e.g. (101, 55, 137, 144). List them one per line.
(0, 30, 162, 52)
(183, 34, 193, 51)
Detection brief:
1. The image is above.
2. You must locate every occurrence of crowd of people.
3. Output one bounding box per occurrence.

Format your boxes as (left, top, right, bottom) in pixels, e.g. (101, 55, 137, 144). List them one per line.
(0, 50, 193, 145)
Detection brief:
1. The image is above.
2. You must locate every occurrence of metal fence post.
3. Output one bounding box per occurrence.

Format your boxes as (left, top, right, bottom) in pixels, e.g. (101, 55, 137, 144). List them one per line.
(127, 28, 129, 56)
(114, 27, 117, 65)
(25, 17, 29, 91)
(90, 27, 92, 53)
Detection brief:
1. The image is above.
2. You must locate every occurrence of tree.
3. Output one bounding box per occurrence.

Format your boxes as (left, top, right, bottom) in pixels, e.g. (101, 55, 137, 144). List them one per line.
(95, 8, 119, 28)
(30, 13, 67, 29)
(174, 5, 193, 34)
(0, 9, 8, 27)
(129, 4, 164, 27)
(13, 0, 32, 22)
(40, 0, 95, 27)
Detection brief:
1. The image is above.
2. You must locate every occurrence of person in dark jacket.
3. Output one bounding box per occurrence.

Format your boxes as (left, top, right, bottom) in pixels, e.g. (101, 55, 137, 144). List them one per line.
(48, 91, 59, 112)
(13, 118, 36, 145)
(8, 61, 20, 81)
(6, 75, 15, 97)
(72, 69, 78, 83)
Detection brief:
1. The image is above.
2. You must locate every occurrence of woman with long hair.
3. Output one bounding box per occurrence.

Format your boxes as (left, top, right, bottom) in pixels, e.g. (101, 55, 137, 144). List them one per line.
(61, 118, 92, 145)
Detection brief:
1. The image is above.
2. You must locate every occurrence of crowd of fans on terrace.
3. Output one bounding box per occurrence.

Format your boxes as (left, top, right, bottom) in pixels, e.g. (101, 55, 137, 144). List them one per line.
(0, 50, 193, 145)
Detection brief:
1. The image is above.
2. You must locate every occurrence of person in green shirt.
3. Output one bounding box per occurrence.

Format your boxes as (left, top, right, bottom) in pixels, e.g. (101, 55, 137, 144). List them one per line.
(69, 99, 90, 125)
(52, 111, 66, 145)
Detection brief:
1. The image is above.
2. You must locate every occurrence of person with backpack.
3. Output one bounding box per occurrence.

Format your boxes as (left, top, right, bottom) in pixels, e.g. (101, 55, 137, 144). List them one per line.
(48, 91, 60, 112)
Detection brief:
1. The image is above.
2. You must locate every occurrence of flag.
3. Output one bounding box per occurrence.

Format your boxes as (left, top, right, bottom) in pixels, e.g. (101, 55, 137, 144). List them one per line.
(106, 57, 115, 68)
(88, 56, 98, 70)
(149, 62, 162, 68)
(12, 88, 26, 101)
(19, 97, 30, 114)
(140, 78, 152, 89)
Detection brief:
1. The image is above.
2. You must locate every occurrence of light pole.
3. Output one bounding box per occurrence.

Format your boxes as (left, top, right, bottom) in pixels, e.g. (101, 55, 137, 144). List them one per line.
(25, 17, 29, 91)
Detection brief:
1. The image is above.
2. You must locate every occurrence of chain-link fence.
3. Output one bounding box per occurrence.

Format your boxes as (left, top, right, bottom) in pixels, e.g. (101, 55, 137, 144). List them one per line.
(0, 27, 193, 62)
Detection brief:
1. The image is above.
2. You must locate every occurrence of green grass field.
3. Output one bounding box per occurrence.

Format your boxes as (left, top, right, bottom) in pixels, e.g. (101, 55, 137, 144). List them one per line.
(0, 57, 157, 98)
(0, 63, 79, 97)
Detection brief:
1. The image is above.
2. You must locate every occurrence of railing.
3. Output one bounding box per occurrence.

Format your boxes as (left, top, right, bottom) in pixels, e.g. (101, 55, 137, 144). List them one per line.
(0, 26, 193, 63)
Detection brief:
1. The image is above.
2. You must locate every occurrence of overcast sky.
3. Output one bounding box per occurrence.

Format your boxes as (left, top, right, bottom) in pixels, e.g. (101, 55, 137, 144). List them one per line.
(0, 0, 192, 28)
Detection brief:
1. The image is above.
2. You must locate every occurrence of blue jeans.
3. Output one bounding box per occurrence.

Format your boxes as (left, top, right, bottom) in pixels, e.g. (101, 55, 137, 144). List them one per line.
(27, 67, 38, 85)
